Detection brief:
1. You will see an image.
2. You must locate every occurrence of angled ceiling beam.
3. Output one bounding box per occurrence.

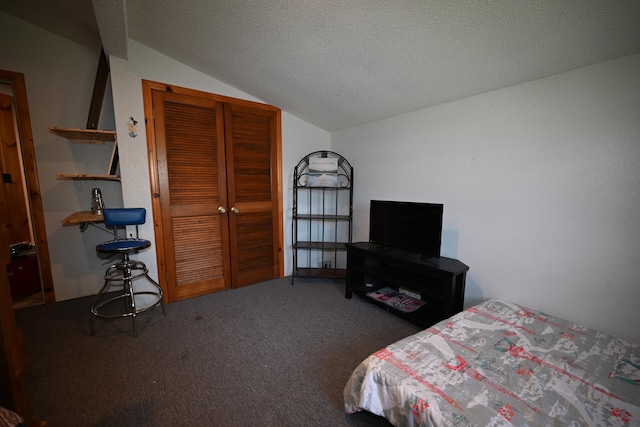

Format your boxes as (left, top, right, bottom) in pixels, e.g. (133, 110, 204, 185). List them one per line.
(86, 47, 109, 130)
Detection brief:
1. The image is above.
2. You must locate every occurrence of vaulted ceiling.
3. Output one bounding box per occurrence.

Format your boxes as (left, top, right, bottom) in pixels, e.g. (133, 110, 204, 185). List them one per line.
(3, 0, 640, 131)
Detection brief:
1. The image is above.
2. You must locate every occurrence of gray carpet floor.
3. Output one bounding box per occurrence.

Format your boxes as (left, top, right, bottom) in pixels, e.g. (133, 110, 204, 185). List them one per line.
(15, 277, 421, 426)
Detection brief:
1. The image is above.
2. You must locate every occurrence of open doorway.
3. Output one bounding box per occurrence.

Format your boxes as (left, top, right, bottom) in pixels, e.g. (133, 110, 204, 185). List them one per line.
(0, 70, 55, 307)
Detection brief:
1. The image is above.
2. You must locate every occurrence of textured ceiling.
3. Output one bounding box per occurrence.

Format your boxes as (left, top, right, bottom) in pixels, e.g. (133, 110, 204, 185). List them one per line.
(3, 1, 640, 131)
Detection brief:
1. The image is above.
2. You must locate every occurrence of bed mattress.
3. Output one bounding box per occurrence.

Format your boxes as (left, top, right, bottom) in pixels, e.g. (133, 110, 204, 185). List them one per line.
(344, 299, 639, 426)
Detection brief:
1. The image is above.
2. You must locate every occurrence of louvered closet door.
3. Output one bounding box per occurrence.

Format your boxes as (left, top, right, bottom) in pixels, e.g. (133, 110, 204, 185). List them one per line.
(224, 103, 281, 288)
(152, 90, 231, 301)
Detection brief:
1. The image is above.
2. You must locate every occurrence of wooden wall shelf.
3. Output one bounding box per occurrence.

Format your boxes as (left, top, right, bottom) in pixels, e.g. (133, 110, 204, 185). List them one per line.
(61, 211, 103, 226)
(49, 126, 116, 144)
(50, 126, 119, 180)
(56, 174, 120, 181)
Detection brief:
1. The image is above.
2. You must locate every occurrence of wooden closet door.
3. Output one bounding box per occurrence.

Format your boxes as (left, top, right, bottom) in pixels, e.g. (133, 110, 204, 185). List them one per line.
(145, 81, 283, 302)
(224, 103, 281, 288)
(152, 90, 231, 301)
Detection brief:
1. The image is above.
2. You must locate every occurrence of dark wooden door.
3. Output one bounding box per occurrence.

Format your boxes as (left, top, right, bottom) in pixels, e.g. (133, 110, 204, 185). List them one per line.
(145, 81, 282, 301)
(0, 93, 31, 245)
(151, 90, 230, 301)
(224, 103, 282, 288)
(0, 70, 55, 304)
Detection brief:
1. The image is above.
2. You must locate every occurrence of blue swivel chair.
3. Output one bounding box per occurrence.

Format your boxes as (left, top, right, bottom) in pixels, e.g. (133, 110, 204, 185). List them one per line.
(90, 208, 165, 337)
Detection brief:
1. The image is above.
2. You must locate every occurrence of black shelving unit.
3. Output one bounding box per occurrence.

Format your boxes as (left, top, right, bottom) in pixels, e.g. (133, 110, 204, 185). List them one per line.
(292, 151, 353, 283)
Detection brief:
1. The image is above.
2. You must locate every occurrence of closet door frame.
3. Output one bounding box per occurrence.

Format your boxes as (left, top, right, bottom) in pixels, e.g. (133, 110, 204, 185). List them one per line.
(142, 80, 284, 301)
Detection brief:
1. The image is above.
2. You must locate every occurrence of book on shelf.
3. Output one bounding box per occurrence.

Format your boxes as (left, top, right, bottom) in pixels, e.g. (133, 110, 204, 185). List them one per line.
(365, 287, 426, 313)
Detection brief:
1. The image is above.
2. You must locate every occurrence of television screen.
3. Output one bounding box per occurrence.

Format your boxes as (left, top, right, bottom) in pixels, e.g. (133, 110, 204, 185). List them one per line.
(369, 200, 443, 257)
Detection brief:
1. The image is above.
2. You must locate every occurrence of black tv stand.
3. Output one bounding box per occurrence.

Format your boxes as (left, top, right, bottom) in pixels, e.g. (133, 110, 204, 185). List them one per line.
(345, 242, 469, 328)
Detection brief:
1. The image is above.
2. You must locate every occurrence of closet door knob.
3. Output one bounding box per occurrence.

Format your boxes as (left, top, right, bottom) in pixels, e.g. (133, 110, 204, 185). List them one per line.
(231, 207, 240, 214)
(218, 206, 227, 214)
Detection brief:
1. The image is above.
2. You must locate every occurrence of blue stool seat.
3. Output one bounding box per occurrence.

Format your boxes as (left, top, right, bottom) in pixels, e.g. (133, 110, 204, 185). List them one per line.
(97, 238, 151, 253)
(90, 208, 165, 337)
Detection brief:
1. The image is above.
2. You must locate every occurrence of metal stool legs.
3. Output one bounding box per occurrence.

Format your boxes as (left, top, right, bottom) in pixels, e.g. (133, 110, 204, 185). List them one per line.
(90, 253, 165, 337)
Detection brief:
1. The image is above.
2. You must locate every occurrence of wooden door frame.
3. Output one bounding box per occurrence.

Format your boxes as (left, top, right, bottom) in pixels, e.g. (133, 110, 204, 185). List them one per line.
(142, 80, 284, 300)
(0, 70, 55, 304)
(0, 209, 29, 421)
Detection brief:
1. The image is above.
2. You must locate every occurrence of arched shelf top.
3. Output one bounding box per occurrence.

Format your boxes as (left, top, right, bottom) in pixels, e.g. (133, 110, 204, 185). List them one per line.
(294, 150, 353, 189)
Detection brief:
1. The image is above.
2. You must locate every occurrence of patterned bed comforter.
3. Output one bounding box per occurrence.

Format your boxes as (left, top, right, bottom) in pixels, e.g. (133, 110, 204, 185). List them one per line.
(344, 299, 639, 426)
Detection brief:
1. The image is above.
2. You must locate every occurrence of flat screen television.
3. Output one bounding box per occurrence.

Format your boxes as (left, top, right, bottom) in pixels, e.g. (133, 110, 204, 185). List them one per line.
(369, 200, 443, 258)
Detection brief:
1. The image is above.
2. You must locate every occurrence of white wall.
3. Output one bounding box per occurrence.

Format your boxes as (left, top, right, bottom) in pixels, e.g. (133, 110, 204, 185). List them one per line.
(332, 54, 640, 343)
(0, 12, 121, 301)
(109, 40, 330, 284)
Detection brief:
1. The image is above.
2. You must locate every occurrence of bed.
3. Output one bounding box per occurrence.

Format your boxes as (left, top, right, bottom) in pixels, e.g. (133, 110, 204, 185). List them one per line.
(344, 299, 639, 426)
